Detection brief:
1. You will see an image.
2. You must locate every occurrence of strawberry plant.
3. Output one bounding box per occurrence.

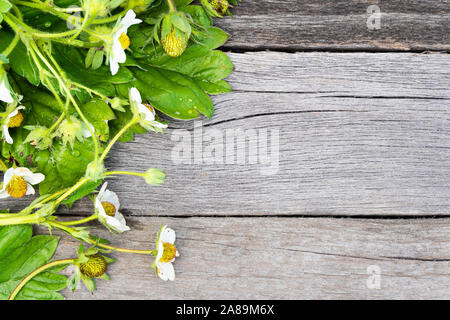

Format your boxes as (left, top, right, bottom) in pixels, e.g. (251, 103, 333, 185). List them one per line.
(0, 0, 237, 299)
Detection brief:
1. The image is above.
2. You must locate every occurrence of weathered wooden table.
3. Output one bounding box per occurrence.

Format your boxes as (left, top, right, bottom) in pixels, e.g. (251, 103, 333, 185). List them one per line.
(8, 0, 450, 299)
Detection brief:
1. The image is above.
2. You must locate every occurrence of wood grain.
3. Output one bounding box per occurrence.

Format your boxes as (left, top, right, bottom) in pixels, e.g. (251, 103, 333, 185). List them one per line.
(42, 217, 450, 299)
(4, 52, 450, 216)
(218, 0, 450, 51)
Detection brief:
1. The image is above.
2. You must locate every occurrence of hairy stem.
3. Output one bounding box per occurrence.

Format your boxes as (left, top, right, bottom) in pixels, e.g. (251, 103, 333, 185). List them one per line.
(8, 259, 74, 300)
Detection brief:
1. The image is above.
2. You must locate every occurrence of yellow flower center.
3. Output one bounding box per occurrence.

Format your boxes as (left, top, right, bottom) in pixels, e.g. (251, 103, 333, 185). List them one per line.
(119, 33, 130, 50)
(101, 201, 116, 216)
(6, 175, 27, 198)
(160, 242, 178, 263)
(8, 111, 24, 128)
(79, 254, 107, 278)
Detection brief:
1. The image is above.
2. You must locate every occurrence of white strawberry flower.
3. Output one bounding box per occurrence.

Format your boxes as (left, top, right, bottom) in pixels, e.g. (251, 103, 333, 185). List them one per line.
(129, 87, 168, 131)
(0, 70, 13, 103)
(95, 182, 130, 233)
(108, 10, 142, 75)
(151, 225, 179, 281)
(0, 167, 45, 199)
(2, 106, 25, 144)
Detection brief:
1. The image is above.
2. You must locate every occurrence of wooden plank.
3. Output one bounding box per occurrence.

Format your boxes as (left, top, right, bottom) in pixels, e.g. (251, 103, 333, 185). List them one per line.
(218, 0, 450, 51)
(3, 52, 450, 216)
(43, 217, 450, 299)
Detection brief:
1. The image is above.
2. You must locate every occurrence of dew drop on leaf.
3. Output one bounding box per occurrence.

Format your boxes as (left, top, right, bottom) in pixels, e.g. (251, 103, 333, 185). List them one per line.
(71, 150, 80, 157)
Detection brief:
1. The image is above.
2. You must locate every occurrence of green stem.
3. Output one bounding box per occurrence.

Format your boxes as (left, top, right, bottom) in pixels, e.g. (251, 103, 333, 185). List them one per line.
(12, 1, 127, 25)
(4, 13, 79, 38)
(69, 4, 91, 40)
(27, 45, 69, 116)
(48, 112, 65, 133)
(54, 177, 91, 206)
(70, 82, 109, 101)
(20, 188, 69, 215)
(87, 238, 156, 255)
(0, 213, 43, 226)
(2, 33, 20, 57)
(167, 0, 177, 12)
(98, 117, 138, 163)
(8, 259, 74, 300)
(30, 41, 99, 160)
(0, 158, 8, 171)
(57, 214, 98, 226)
(105, 171, 144, 178)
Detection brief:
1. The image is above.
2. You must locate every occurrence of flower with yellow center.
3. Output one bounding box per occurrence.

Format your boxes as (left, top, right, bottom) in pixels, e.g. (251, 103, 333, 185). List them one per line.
(0, 167, 45, 199)
(151, 225, 179, 281)
(0, 68, 14, 103)
(108, 10, 142, 75)
(129, 87, 168, 132)
(95, 182, 130, 233)
(2, 106, 25, 144)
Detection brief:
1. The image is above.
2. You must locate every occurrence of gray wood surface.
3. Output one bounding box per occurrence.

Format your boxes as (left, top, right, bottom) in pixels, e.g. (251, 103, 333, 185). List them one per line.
(3, 1, 450, 299)
(42, 217, 450, 299)
(7, 51, 449, 216)
(218, 0, 450, 51)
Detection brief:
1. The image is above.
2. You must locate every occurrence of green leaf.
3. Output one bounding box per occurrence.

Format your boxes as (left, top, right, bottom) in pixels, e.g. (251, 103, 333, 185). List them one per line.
(0, 30, 40, 85)
(80, 99, 116, 141)
(195, 26, 229, 50)
(121, 44, 233, 119)
(0, 225, 68, 300)
(0, 0, 12, 13)
(183, 5, 212, 28)
(51, 45, 133, 102)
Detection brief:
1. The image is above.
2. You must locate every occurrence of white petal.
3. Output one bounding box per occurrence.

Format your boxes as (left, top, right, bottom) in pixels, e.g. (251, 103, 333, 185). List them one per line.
(0, 190, 10, 198)
(2, 168, 14, 189)
(23, 173, 45, 185)
(2, 125, 12, 144)
(98, 182, 108, 200)
(105, 215, 130, 233)
(0, 79, 13, 103)
(102, 189, 120, 211)
(129, 87, 142, 104)
(155, 238, 164, 263)
(112, 40, 126, 64)
(114, 212, 129, 230)
(6, 109, 18, 119)
(95, 197, 107, 218)
(157, 262, 175, 281)
(120, 10, 142, 31)
(160, 226, 176, 244)
(137, 103, 155, 122)
(25, 184, 35, 195)
(13, 167, 33, 177)
(109, 57, 119, 75)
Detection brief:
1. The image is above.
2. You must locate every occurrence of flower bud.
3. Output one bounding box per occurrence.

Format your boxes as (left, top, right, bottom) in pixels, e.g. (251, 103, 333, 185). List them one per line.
(85, 160, 105, 181)
(144, 168, 165, 186)
(52, 116, 87, 149)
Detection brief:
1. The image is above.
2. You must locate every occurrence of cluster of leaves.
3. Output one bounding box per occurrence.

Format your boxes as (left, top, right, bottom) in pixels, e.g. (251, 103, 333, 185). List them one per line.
(0, 224, 67, 300)
(0, 0, 234, 195)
